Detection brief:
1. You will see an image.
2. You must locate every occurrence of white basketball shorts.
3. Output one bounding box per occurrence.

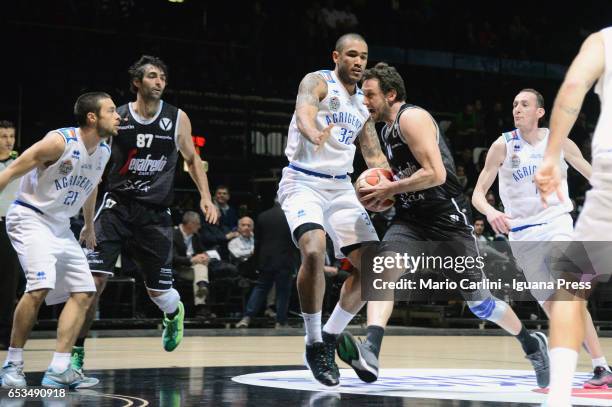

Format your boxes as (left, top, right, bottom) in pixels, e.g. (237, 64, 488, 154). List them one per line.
(277, 167, 379, 258)
(5, 203, 96, 305)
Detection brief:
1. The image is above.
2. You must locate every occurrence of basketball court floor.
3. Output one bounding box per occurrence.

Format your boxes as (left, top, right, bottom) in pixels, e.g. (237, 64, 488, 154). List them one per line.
(1, 327, 612, 406)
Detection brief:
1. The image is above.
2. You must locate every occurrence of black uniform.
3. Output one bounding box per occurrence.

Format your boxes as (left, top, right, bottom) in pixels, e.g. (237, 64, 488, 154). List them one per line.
(380, 104, 485, 295)
(87, 101, 180, 290)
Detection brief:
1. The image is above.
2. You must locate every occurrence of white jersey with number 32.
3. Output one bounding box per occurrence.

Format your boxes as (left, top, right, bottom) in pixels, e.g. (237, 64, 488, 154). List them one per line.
(284, 70, 369, 176)
(498, 129, 572, 228)
(15, 127, 110, 222)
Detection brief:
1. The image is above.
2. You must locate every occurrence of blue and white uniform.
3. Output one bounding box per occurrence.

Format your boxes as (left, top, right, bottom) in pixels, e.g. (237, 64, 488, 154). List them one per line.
(278, 70, 378, 257)
(498, 128, 573, 303)
(6, 127, 110, 305)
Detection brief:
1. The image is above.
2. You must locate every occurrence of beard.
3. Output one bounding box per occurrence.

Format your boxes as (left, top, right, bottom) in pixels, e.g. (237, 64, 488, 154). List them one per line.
(97, 123, 116, 139)
(337, 64, 359, 85)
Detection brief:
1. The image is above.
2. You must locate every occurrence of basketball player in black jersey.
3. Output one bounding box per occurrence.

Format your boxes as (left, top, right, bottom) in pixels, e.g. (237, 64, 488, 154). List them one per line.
(335, 63, 550, 387)
(72, 56, 218, 371)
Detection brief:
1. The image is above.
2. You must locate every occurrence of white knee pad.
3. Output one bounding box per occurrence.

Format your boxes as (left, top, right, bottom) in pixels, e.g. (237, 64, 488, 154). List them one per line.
(150, 288, 180, 314)
(467, 298, 508, 324)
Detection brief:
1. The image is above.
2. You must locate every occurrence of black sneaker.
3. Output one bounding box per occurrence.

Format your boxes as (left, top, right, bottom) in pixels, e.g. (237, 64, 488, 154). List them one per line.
(525, 332, 550, 388)
(584, 366, 612, 389)
(304, 342, 339, 387)
(322, 331, 340, 379)
(336, 332, 379, 383)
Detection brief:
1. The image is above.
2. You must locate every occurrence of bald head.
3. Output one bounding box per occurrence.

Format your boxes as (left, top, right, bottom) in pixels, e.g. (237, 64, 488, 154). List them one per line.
(237, 216, 254, 238)
(335, 33, 367, 53)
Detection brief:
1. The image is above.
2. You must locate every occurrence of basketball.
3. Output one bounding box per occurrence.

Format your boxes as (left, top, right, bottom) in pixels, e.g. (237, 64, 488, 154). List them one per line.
(355, 168, 395, 212)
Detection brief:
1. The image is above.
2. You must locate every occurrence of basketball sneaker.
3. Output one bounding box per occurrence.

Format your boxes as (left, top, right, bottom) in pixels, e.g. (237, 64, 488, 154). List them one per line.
(162, 301, 185, 352)
(525, 332, 550, 388)
(336, 332, 379, 383)
(70, 346, 84, 371)
(322, 331, 340, 378)
(304, 342, 339, 387)
(584, 366, 612, 388)
(41, 367, 99, 389)
(1, 362, 26, 388)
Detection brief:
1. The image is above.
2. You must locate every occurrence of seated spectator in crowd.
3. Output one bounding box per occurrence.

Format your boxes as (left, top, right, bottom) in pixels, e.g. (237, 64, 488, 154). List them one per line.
(213, 185, 238, 231)
(228, 216, 255, 262)
(200, 217, 239, 261)
(456, 164, 469, 190)
(173, 211, 213, 318)
(235, 201, 298, 328)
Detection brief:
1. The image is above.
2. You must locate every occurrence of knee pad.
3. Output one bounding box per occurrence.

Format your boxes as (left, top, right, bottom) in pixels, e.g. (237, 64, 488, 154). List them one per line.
(467, 298, 508, 324)
(150, 288, 180, 314)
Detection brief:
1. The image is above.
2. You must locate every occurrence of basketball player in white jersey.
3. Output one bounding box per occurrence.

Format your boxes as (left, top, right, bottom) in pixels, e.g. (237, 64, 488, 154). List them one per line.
(536, 27, 611, 406)
(0, 92, 118, 389)
(472, 88, 612, 389)
(277, 33, 389, 386)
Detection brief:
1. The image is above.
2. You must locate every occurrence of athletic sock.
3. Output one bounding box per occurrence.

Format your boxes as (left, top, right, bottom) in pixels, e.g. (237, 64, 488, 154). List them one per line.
(592, 356, 610, 371)
(5, 347, 23, 366)
(548, 347, 577, 407)
(322, 304, 355, 335)
(365, 325, 385, 358)
(515, 326, 540, 354)
(74, 337, 86, 348)
(303, 312, 322, 345)
(49, 352, 71, 373)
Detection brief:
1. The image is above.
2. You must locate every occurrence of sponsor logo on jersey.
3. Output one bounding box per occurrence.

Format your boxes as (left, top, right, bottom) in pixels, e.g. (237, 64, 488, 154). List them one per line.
(118, 124, 135, 130)
(160, 117, 173, 131)
(71, 150, 81, 160)
(58, 159, 73, 176)
(329, 96, 340, 111)
(54, 175, 96, 195)
(127, 154, 168, 175)
(512, 164, 537, 182)
(324, 111, 363, 130)
(81, 163, 92, 170)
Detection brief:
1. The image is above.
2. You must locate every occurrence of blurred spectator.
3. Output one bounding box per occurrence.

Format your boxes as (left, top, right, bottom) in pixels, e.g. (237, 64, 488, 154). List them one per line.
(473, 218, 490, 242)
(213, 185, 238, 231)
(456, 164, 468, 191)
(228, 216, 255, 262)
(200, 217, 239, 261)
(0, 120, 21, 349)
(173, 211, 212, 319)
(235, 201, 298, 328)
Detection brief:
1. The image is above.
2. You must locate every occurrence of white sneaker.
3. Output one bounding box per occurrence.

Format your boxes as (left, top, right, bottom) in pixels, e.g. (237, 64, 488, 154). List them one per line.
(1, 362, 26, 388)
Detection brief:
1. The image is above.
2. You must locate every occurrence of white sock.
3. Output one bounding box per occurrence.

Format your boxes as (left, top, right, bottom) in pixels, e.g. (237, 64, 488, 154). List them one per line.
(49, 352, 71, 373)
(323, 304, 355, 335)
(592, 356, 610, 370)
(547, 347, 578, 407)
(5, 347, 23, 366)
(302, 312, 322, 345)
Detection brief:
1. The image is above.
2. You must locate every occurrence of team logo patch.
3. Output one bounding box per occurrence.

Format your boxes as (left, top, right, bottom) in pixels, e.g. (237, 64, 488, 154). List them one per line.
(329, 96, 341, 111)
(160, 117, 173, 131)
(35, 271, 46, 281)
(511, 154, 521, 168)
(58, 159, 73, 175)
(232, 369, 607, 405)
(513, 143, 521, 151)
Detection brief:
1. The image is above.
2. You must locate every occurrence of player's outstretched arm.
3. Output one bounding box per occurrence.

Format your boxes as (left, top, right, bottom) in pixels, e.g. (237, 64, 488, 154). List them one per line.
(358, 119, 391, 170)
(472, 138, 511, 234)
(295, 73, 331, 146)
(562, 138, 592, 180)
(537, 32, 604, 204)
(177, 111, 218, 224)
(0, 132, 64, 193)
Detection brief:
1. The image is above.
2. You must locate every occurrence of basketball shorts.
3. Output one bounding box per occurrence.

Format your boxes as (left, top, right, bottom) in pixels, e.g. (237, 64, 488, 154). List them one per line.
(5, 203, 95, 305)
(277, 167, 379, 258)
(509, 214, 573, 303)
(86, 193, 174, 291)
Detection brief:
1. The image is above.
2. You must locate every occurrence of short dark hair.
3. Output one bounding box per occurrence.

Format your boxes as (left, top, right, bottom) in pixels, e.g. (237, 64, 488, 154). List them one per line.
(520, 88, 545, 108)
(362, 62, 407, 103)
(128, 55, 168, 94)
(335, 33, 366, 53)
(0, 120, 15, 130)
(215, 185, 230, 194)
(74, 92, 111, 127)
(182, 211, 201, 225)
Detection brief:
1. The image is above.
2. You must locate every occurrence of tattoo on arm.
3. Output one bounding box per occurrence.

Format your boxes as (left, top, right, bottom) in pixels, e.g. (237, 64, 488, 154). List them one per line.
(560, 105, 581, 116)
(360, 121, 390, 169)
(296, 73, 325, 109)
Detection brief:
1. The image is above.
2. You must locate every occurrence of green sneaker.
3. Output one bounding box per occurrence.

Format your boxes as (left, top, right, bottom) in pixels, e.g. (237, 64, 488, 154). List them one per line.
(71, 346, 84, 371)
(162, 301, 184, 352)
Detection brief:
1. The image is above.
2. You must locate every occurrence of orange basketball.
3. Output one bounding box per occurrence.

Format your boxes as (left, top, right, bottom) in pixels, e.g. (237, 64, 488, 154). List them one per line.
(355, 168, 395, 212)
